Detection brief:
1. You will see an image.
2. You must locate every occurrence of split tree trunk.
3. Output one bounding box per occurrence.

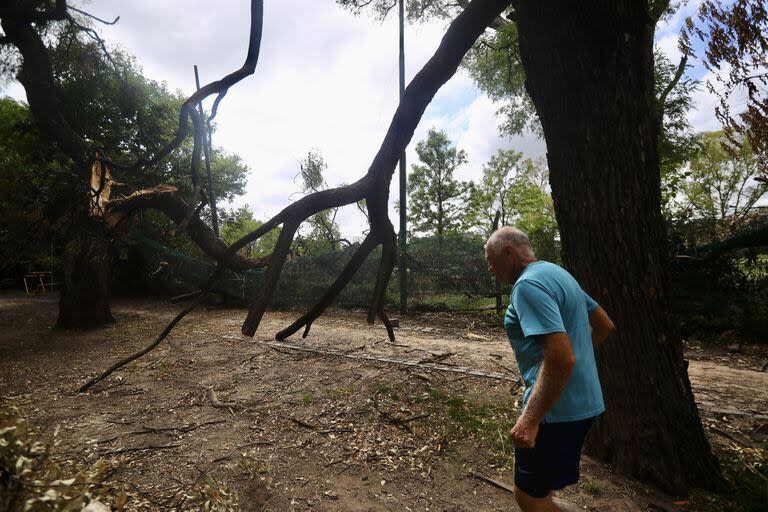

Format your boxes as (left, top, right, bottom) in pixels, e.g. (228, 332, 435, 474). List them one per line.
(56, 217, 114, 330)
(515, 0, 721, 494)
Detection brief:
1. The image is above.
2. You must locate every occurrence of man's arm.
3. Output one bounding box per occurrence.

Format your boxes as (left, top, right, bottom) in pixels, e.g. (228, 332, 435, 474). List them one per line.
(589, 307, 615, 349)
(510, 332, 575, 447)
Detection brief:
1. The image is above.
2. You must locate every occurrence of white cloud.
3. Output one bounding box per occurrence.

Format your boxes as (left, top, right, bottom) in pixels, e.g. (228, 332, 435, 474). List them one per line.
(8, 1, 681, 240)
(687, 63, 751, 134)
(656, 32, 682, 65)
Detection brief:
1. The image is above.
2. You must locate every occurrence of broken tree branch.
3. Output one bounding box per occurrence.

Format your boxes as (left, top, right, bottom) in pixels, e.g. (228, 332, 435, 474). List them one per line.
(78, 267, 224, 392)
(237, 0, 513, 339)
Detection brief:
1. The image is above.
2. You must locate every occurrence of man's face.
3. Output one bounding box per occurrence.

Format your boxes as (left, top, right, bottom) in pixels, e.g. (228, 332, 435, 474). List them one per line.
(485, 244, 516, 284)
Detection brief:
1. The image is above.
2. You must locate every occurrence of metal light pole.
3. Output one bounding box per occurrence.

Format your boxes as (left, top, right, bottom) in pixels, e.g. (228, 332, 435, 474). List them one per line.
(193, 65, 220, 237)
(398, 0, 408, 313)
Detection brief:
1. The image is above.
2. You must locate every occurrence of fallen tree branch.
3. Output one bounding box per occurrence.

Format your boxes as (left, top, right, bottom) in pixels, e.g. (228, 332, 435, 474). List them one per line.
(76, 0, 512, 387)
(98, 420, 226, 443)
(102, 443, 181, 456)
(253, 339, 515, 381)
(78, 268, 224, 393)
(469, 470, 516, 494)
(237, 0, 513, 339)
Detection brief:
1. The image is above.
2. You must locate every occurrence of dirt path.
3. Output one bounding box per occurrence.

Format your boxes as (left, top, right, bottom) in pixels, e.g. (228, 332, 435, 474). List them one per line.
(1, 297, 765, 511)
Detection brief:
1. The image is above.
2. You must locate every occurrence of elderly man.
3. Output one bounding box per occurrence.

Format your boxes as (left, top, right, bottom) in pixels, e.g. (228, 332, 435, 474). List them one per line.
(484, 226, 614, 512)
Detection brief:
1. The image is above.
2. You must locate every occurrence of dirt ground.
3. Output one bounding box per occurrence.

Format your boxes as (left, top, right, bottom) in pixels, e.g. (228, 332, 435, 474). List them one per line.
(1, 295, 767, 511)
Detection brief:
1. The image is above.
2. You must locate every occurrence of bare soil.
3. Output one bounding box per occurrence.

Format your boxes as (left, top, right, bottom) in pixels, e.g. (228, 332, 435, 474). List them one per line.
(1, 296, 766, 511)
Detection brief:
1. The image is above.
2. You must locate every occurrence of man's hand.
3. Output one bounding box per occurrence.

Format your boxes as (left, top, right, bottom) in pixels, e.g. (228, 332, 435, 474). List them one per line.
(510, 416, 539, 448)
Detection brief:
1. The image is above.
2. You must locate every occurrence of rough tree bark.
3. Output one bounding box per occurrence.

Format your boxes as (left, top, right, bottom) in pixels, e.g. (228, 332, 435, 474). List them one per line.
(514, 0, 721, 494)
(56, 220, 114, 329)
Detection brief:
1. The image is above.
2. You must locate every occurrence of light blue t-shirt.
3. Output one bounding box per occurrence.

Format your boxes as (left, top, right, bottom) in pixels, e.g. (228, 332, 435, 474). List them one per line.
(504, 261, 605, 423)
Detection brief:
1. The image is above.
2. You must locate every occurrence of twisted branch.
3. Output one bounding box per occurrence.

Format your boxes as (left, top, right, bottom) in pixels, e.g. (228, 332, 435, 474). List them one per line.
(73, 0, 511, 389)
(236, 0, 512, 339)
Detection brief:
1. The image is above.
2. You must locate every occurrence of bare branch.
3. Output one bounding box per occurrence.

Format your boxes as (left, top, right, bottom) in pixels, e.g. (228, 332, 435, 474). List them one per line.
(657, 53, 688, 121)
(78, 267, 224, 392)
(275, 232, 379, 340)
(67, 5, 120, 25)
(236, 0, 512, 339)
(120, 0, 264, 173)
(105, 185, 269, 271)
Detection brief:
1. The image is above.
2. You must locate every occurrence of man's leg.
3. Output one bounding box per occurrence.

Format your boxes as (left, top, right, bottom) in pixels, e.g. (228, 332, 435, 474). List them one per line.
(514, 487, 582, 512)
(513, 485, 558, 512)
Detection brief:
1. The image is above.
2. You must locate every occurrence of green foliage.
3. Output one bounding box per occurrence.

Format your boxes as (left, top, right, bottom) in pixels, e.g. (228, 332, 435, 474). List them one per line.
(407, 128, 470, 242)
(580, 479, 603, 496)
(0, 98, 70, 282)
(506, 158, 559, 262)
(671, 252, 768, 341)
(296, 151, 342, 252)
(0, 405, 105, 511)
(0, 28, 249, 291)
(675, 132, 766, 238)
(665, 132, 767, 342)
(691, 439, 768, 512)
(463, 20, 540, 137)
(655, 49, 700, 214)
(465, 148, 522, 236)
(466, 152, 560, 262)
(219, 206, 279, 259)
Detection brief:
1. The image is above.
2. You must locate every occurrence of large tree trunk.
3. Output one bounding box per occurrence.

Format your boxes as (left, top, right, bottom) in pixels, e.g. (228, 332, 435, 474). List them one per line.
(515, 0, 721, 494)
(56, 218, 114, 329)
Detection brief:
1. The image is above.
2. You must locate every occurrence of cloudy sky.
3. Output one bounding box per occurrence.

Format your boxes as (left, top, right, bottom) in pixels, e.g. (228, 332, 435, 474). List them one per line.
(2, 0, 733, 237)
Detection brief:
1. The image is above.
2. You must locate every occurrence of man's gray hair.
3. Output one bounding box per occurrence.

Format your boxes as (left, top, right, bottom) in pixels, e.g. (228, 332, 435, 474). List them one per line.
(484, 226, 535, 257)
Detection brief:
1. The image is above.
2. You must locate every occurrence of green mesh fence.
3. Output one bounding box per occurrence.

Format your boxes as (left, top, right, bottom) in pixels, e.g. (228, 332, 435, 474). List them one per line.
(130, 232, 503, 312)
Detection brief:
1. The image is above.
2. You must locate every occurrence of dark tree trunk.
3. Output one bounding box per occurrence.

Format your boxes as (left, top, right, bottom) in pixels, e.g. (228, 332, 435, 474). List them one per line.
(56, 217, 114, 329)
(515, 0, 721, 494)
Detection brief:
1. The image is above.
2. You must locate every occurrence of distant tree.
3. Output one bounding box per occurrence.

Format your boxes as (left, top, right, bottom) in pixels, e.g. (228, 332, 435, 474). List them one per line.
(507, 158, 559, 262)
(654, 49, 700, 215)
(296, 151, 342, 251)
(677, 131, 767, 241)
(220, 206, 279, 258)
(407, 128, 470, 253)
(466, 148, 522, 236)
(684, 0, 768, 176)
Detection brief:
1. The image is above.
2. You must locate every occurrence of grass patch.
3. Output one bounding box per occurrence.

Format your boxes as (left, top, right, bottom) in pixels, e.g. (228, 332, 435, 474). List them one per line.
(369, 380, 401, 401)
(324, 386, 356, 400)
(423, 386, 516, 468)
(691, 442, 768, 512)
(580, 479, 602, 496)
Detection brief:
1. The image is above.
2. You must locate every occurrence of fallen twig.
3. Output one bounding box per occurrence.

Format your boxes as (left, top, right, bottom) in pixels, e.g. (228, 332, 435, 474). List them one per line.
(491, 359, 516, 374)
(78, 271, 221, 393)
(237, 440, 274, 449)
(252, 339, 513, 381)
(207, 388, 237, 409)
(102, 443, 182, 456)
(469, 470, 515, 494)
(284, 415, 318, 430)
(418, 352, 454, 364)
(99, 420, 226, 443)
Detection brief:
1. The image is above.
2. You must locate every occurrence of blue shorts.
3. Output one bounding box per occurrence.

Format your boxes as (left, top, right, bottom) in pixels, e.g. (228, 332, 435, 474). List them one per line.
(514, 416, 596, 499)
